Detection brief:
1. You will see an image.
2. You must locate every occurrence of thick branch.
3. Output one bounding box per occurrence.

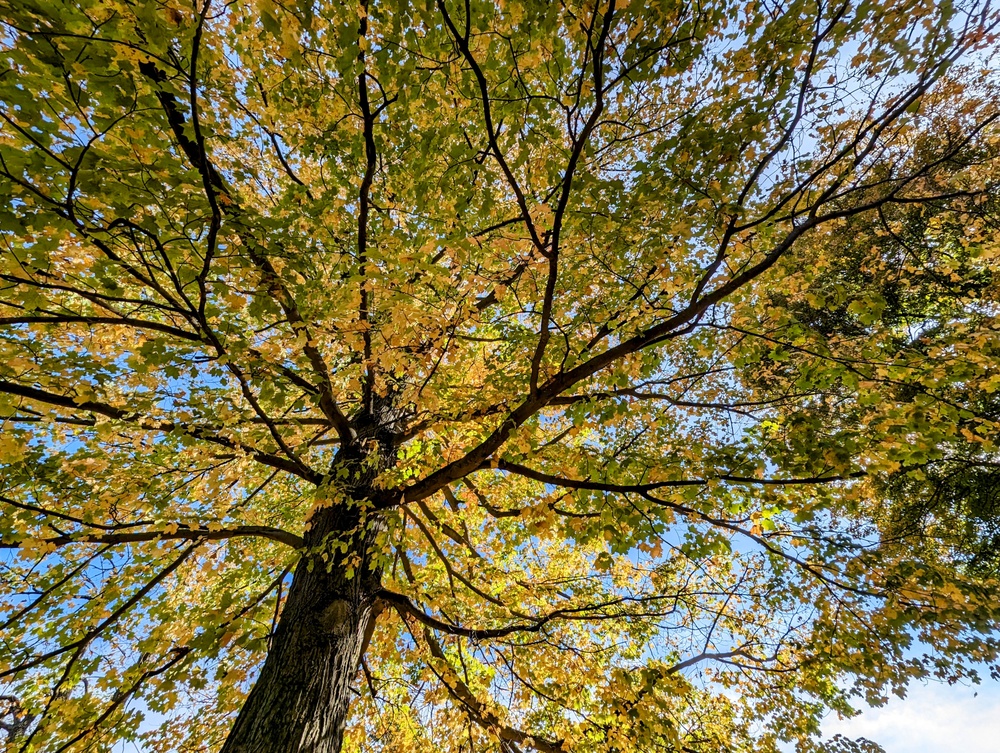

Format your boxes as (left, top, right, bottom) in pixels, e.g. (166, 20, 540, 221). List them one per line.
(0, 379, 319, 482)
(491, 460, 864, 491)
(0, 524, 303, 551)
(396, 609, 565, 753)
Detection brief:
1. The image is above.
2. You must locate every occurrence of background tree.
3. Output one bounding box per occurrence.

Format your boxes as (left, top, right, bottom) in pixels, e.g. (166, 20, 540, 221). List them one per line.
(1, 1, 999, 752)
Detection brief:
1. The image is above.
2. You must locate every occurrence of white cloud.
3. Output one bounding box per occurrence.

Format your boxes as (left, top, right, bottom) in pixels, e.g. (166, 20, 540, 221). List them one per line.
(824, 681, 1000, 752)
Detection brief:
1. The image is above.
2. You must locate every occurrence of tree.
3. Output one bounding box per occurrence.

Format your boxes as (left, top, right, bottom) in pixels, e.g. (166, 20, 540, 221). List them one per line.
(1, 0, 999, 751)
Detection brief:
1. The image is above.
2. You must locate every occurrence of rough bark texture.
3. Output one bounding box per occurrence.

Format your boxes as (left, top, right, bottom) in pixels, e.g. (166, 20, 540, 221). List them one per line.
(220, 400, 404, 753)
(219, 504, 382, 753)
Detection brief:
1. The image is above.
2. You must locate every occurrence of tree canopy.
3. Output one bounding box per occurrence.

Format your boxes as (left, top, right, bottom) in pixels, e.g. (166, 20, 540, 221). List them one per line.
(1, 1, 999, 752)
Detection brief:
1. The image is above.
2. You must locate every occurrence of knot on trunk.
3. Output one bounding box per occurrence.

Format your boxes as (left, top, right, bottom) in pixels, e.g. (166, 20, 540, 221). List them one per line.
(317, 598, 352, 635)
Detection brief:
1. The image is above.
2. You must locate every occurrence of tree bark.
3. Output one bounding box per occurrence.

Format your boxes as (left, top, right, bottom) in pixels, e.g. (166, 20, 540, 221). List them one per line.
(219, 502, 383, 753)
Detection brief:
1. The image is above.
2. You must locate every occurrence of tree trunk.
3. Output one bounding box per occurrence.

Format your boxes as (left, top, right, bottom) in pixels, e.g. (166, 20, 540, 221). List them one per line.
(219, 502, 383, 753)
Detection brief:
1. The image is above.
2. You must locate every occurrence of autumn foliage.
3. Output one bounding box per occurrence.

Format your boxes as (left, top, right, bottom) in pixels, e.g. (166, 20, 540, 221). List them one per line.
(1, 0, 1000, 752)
